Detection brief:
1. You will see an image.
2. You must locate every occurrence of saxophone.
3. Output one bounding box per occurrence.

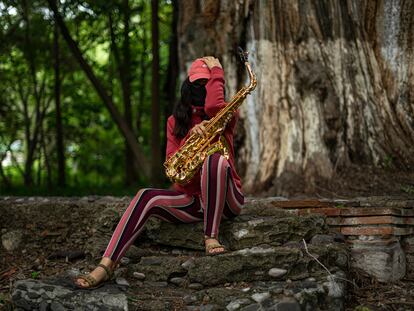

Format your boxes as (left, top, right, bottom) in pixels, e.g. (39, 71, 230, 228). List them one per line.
(164, 48, 257, 184)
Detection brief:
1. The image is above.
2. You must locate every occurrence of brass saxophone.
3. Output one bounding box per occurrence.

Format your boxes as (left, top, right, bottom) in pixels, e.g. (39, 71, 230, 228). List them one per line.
(164, 48, 257, 184)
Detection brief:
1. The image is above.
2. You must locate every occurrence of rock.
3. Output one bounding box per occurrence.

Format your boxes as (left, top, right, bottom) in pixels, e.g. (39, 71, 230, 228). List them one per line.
(2, 230, 23, 251)
(188, 283, 204, 290)
(120, 257, 130, 265)
(170, 277, 186, 286)
(226, 298, 251, 310)
(133, 272, 146, 280)
(12, 278, 128, 310)
(50, 301, 65, 311)
(310, 234, 334, 245)
(130, 256, 187, 281)
(184, 294, 198, 304)
(268, 268, 287, 278)
(182, 257, 196, 270)
(251, 292, 271, 303)
(350, 239, 406, 282)
(240, 303, 261, 311)
(274, 299, 301, 311)
(187, 244, 346, 286)
(115, 277, 130, 287)
(223, 215, 327, 250)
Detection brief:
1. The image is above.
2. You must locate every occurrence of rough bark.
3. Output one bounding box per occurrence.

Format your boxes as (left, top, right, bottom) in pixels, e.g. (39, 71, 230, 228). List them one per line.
(177, 0, 414, 195)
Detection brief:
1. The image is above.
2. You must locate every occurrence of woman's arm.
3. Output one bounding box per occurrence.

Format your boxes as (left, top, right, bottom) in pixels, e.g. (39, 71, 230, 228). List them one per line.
(201, 57, 226, 118)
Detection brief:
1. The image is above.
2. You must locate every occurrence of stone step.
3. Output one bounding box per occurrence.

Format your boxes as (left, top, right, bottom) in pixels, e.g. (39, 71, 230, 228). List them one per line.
(128, 243, 348, 287)
(144, 214, 328, 252)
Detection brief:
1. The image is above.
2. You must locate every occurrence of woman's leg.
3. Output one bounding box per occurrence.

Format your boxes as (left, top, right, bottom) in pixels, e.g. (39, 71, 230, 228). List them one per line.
(200, 153, 244, 251)
(75, 188, 202, 287)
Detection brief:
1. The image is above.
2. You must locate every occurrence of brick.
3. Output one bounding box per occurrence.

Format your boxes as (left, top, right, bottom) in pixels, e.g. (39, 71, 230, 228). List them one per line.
(340, 226, 414, 236)
(347, 237, 398, 246)
(271, 200, 334, 209)
(298, 208, 341, 216)
(327, 216, 414, 226)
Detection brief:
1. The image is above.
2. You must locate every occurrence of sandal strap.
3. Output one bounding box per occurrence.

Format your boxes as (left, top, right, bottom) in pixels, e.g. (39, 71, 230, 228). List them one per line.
(97, 263, 113, 281)
(76, 274, 97, 287)
(206, 242, 225, 252)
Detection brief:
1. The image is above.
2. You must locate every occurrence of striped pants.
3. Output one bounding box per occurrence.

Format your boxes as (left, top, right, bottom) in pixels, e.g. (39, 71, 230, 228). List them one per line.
(103, 153, 244, 263)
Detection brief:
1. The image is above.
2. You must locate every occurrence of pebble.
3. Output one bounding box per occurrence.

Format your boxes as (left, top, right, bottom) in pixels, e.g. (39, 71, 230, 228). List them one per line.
(181, 258, 195, 270)
(172, 249, 182, 255)
(120, 257, 130, 265)
(2, 230, 23, 251)
(115, 277, 130, 287)
(170, 277, 186, 286)
(226, 298, 251, 311)
(133, 272, 145, 280)
(251, 292, 270, 303)
(183, 294, 198, 304)
(268, 268, 287, 278)
(188, 283, 204, 290)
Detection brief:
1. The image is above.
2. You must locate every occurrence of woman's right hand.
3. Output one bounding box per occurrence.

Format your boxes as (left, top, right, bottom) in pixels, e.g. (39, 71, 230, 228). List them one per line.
(190, 120, 209, 137)
(202, 56, 222, 70)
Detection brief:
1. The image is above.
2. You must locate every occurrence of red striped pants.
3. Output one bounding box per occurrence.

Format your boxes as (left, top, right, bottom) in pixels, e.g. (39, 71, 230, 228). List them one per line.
(103, 153, 244, 263)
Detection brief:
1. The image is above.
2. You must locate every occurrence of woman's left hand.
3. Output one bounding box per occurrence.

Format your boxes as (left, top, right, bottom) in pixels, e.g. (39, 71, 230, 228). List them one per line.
(190, 120, 209, 137)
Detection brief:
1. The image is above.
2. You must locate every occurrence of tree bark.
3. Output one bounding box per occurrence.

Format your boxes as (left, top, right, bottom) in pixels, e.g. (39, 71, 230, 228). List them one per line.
(177, 0, 414, 195)
(162, 0, 179, 161)
(47, 0, 150, 179)
(54, 11, 66, 188)
(151, 0, 161, 186)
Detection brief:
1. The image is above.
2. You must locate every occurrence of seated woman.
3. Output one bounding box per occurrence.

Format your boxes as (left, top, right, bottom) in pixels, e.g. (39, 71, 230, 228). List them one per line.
(74, 56, 244, 289)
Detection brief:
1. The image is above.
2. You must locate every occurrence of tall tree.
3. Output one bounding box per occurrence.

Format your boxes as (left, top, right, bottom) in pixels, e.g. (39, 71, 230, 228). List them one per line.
(54, 5, 66, 187)
(177, 0, 414, 195)
(47, 0, 151, 179)
(151, 0, 161, 185)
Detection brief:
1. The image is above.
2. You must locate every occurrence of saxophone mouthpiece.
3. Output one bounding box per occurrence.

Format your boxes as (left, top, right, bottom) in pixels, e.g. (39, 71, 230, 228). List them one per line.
(238, 47, 248, 63)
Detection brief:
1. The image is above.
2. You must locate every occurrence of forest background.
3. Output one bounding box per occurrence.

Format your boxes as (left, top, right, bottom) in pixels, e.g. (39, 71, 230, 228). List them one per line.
(1, 0, 413, 197)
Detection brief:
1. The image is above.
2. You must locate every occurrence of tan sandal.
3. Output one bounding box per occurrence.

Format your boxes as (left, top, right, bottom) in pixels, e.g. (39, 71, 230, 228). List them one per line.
(205, 237, 226, 256)
(73, 263, 114, 290)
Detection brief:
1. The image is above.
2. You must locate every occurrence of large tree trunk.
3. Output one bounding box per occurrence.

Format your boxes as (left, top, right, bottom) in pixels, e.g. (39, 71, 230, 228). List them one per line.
(177, 0, 414, 195)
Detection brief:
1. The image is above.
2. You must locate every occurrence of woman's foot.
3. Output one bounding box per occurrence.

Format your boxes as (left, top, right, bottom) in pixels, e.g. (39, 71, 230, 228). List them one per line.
(74, 258, 115, 289)
(204, 235, 226, 255)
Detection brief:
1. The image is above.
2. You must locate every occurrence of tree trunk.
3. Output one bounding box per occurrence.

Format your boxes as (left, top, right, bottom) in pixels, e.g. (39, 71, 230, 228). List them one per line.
(151, 0, 161, 186)
(177, 0, 414, 195)
(54, 12, 66, 188)
(162, 0, 179, 161)
(122, 0, 136, 186)
(47, 0, 150, 179)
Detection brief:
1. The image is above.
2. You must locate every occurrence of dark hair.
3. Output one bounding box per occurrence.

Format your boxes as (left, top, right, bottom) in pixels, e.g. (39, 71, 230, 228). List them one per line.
(173, 78, 193, 138)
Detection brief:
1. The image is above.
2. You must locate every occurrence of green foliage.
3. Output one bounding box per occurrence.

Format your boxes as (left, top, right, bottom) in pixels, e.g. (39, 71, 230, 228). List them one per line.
(31, 271, 40, 279)
(0, 0, 174, 194)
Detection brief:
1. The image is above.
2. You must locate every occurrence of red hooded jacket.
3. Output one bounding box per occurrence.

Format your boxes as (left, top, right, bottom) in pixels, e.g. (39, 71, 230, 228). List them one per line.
(166, 66, 242, 196)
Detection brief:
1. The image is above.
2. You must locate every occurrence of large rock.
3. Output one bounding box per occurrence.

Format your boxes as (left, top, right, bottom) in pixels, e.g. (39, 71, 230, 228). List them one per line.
(187, 245, 347, 286)
(12, 278, 128, 311)
(144, 214, 328, 251)
(350, 238, 406, 282)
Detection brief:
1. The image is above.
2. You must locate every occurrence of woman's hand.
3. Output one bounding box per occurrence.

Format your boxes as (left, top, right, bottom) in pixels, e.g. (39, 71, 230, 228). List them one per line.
(190, 120, 209, 137)
(202, 56, 222, 70)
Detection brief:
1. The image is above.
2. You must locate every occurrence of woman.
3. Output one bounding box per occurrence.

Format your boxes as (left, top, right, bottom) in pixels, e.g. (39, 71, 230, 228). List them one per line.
(74, 56, 244, 289)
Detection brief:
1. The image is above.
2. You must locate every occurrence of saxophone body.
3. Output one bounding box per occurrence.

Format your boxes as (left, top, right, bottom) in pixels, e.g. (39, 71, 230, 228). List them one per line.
(164, 50, 257, 185)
